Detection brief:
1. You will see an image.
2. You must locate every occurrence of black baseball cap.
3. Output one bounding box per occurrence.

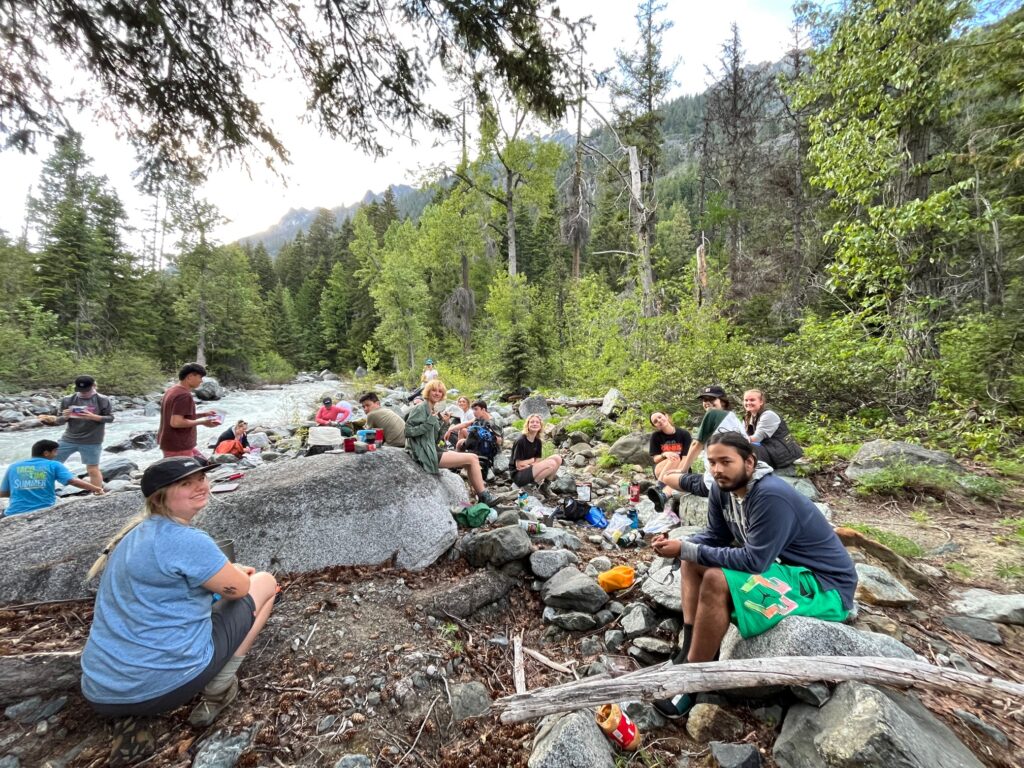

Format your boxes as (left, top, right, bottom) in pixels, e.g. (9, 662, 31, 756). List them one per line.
(74, 375, 96, 391)
(141, 457, 215, 498)
(697, 385, 727, 400)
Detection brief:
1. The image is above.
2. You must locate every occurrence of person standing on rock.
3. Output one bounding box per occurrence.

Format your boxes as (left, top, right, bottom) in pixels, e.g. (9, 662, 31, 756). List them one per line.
(510, 414, 563, 497)
(80, 457, 278, 743)
(405, 379, 497, 507)
(1, 439, 105, 516)
(742, 389, 803, 470)
(359, 392, 407, 448)
(650, 432, 857, 718)
(39, 375, 115, 492)
(158, 363, 220, 460)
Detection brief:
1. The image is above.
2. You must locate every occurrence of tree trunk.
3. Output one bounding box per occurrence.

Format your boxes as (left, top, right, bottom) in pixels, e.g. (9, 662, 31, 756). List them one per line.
(196, 296, 207, 366)
(628, 146, 656, 317)
(506, 169, 517, 277)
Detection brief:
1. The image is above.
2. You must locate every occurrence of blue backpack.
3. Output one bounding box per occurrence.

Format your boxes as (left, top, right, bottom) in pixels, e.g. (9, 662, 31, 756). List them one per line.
(465, 424, 499, 461)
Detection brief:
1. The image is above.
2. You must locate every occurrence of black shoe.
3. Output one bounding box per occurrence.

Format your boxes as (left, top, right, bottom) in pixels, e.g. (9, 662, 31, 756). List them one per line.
(653, 693, 694, 719)
(667, 494, 681, 516)
(646, 487, 667, 512)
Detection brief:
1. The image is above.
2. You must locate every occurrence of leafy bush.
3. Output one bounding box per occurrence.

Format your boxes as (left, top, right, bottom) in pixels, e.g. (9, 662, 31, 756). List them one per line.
(853, 463, 1005, 501)
(511, 418, 526, 431)
(601, 424, 629, 444)
(845, 524, 924, 558)
(552, 405, 569, 417)
(800, 442, 860, 472)
(253, 351, 296, 385)
(597, 454, 620, 469)
(77, 352, 165, 396)
(0, 303, 76, 389)
(570, 418, 598, 438)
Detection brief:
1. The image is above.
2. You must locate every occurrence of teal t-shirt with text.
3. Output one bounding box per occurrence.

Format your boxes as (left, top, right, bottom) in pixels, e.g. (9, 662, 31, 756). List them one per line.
(0, 457, 75, 516)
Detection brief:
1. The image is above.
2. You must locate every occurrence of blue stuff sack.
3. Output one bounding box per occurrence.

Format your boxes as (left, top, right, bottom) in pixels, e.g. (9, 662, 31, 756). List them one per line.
(585, 506, 608, 528)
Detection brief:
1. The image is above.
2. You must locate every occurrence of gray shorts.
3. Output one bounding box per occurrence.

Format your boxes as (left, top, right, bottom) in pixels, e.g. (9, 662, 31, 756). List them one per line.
(55, 440, 102, 466)
(87, 595, 256, 717)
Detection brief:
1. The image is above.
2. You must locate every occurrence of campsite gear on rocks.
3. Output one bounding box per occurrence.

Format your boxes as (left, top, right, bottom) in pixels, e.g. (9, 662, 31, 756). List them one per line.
(596, 704, 642, 751)
(646, 486, 667, 512)
(308, 426, 343, 447)
(518, 520, 546, 534)
(453, 503, 496, 528)
(654, 692, 694, 719)
(617, 530, 642, 548)
(597, 565, 635, 592)
(576, 482, 592, 502)
(343, 437, 356, 452)
(553, 497, 590, 522)
(585, 506, 608, 528)
(642, 509, 680, 535)
(357, 429, 376, 443)
(629, 483, 640, 503)
(464, 423, 500, 479)
(375, 428, 385, 442)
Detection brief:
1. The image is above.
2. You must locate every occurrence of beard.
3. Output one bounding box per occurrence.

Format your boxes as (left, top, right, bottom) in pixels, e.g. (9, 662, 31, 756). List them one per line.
(714, 468, 752, 493)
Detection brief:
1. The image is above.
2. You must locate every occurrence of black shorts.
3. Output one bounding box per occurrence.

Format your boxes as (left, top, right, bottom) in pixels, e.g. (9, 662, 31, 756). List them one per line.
(513, 468, 535, 486)
(88, 595, 256, 717)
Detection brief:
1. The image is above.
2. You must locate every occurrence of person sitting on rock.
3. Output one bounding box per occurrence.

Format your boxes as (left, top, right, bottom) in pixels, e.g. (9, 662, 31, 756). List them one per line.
(649, 411, 692, 487)
(405, 379, 497, 507)
(359, 392, 406, 448)
(675, 385, 746, 494)
(510, 414, 563, 497)
(1, 439, 105, 517)
(441, 396, 472, 447)
(214, 421, 251, 458)
(742, 389, 803, 470)
(315, 396, 353, 435)
(80, 457, 278, 739)
(454, 400, 503, 451)
(650, 432, 857, 718)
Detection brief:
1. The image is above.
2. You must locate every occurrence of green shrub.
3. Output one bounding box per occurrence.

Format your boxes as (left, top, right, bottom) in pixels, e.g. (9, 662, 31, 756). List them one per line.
(845, 524, 924, 558)
(571, 418, 598, 438)
(600, 424, 629, 444)
(853, 463, 1005, 501)
(552, 405, 569, 417)
(511, 418, 526, 431)
(597, 454, 620, 469)
(801, 442, 860, 472)
(998, 517, 1024, 545)
(991, 460, 1024, 481)
(253, 351, 296, 385)
(77, 352, 165, 396)
(0, 307, 76, 389)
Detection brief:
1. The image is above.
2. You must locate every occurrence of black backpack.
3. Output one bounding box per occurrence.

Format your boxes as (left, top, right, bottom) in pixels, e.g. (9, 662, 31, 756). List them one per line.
(554, 498, 589, 522)
(464, 424, 499, 460)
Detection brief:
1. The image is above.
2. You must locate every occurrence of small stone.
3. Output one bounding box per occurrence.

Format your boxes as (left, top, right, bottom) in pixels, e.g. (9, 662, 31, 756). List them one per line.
(790, 682, 831, 707)
(855, 563, 919, 607)
(751, 704, 783, 726)
(948, 653, 977, 674)
(686, 704, 745, 743)
(580, 637, 603, 656)
(589, 556, 612, 572)
(623, 701, 667, 731)
(594, 609, 614, 626)
(450, 682, 490, 721)
(317, 715, 338, 734)
(621, 604, 657, 639)
(605, 629, 626, 652)
(953, 709, 1009, 747)
(631, 636, 673, 656)
(334, 756, 372, 768)
(941, 615, 1003, 645)
(709, 741, 761, 768)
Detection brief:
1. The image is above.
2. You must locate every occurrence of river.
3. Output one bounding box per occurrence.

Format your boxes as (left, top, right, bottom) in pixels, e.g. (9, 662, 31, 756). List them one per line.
(0, 381, 334, 478)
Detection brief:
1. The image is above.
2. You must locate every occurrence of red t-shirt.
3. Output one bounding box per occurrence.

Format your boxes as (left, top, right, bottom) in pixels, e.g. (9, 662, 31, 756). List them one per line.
(158, 384, 198, 452)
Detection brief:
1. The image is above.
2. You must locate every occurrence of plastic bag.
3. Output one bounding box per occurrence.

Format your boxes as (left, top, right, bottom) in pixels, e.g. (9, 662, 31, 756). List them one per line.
(606, 510, 635, 537)
(453, 502, 495, 528)
(597, 565, 635, 592)
(585, 506, 608, 528)
(642, 509, 680, 535)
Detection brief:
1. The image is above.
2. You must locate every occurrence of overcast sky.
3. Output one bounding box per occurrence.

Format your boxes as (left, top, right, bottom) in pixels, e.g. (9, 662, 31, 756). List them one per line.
(0, 0, 794, 246)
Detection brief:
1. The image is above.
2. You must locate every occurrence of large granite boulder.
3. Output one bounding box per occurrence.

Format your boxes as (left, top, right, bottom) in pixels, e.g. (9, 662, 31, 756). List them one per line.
(608, 433, 652, 467)
(774, 682, 983, 768)
(194, 377, 226, 401)
(720, 616, 916, 661)
(951, 588, 1024, 625)
(0, 449, 464, 604)
(599, 388, 627, 419)
(528, 711, 615, 768)
(518, 395, 552, 421)
(461, 526, 533, 567)
(845, 440, 962, 481)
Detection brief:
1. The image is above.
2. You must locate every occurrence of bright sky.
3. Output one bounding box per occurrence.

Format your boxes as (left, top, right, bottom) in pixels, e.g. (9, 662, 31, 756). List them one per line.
(0, 0, 794, 247)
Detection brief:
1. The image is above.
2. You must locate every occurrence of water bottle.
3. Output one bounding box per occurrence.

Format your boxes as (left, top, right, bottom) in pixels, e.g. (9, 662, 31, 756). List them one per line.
(518, 520, 546, 535)
(517, 491, 529, 511)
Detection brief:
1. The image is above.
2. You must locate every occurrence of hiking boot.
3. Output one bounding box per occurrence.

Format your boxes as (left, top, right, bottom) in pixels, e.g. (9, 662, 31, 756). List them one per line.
(653, 692, 694, 719)
(667, 494, 681, 516)
(477, 491, 498, 508)
(539, 480, 557, 500)
(108, 717, 156, 767)
(188, 676, 239, 727)
(646, 486, 667, 513)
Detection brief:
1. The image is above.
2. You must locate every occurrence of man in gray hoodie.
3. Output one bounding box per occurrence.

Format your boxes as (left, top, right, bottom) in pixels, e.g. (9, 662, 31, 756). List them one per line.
(650, 431, 857, 717)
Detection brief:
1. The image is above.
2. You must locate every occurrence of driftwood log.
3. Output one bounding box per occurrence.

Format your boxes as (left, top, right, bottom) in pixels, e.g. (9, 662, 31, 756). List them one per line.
(543, 398, 604, 408)
(0, 650, 82, 704)
(494, 655, 1024, 723)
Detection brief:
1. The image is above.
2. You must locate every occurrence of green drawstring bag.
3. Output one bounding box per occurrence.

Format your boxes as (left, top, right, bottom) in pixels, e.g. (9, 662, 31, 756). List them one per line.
(453, 502, 493, 528)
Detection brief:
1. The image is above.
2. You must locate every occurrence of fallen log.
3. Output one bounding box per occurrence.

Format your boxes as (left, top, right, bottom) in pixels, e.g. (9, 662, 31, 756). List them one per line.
(835, 527, 931, 588)
(493, 655, 1024, 723)
(543, 398, 604, 408)
(0, 650, 82, 704)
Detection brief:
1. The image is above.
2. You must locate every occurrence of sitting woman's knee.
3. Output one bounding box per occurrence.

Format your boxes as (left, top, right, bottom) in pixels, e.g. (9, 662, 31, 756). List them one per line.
(551, 455, 563, 467)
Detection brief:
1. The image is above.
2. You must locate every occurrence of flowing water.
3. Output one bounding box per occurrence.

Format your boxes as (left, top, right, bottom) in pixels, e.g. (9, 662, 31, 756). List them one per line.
(0, 381, 336, 478)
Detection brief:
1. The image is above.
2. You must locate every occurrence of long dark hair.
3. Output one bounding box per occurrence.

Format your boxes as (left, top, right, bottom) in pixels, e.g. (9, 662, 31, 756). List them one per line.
(706, 431, 756, 461)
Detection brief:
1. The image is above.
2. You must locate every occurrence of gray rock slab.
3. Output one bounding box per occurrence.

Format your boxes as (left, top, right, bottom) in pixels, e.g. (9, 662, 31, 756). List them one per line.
(855, 563, 919, 607)
(543, 607, 598, 631)
(461, 526, 533, 567)
(952, 709, 1009, 747)
(624, 700, 667, 731)
(710, 742, 762, 768)
(790, 682, 831, 707)
(605, 629, 625, 652)
(720, 616, 916, 661)
(518, 396, 552, 421)
(529, 710, 615, 768)
(951, 588, 1024, 625)
(530, 549, 578, 580)
(450, 681, 491, 721)
(334, 756, 372, 768)
(774, 682, 983, 768)
(193, 726, 257, 768)
(846, 440, 962, 481)
(941, 615, 1003, 645)
(532, 528, 582, 551)
(686, 703, 746, 743)
(641, 558, 682, 613)
(541, 567, 609, 613)
(675, 494, 710, 525)
(776, 475, 819, 501)
(621, 604, 657, 639)
(0, 450, 464, 603)
(631, 636, 673, 656)
(600, 388, 627, 418)
(419, 570, 516, 620)
(609, 433, 652, 466)
(549, 472, 580, 496)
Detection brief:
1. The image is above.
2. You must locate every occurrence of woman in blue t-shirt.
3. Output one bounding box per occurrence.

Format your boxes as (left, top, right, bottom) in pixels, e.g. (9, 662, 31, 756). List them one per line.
(81, 457, 277, 729)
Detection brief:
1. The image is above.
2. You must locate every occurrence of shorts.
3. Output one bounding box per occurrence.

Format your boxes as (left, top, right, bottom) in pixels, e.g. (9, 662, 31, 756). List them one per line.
(87, 595, 256, 717)
(55, 441, 102, 466)
(722, 563, 848, 639)
(513, 468, 535, 486)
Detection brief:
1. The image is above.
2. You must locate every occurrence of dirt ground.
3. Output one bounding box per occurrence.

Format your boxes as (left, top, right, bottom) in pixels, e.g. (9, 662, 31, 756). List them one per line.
(0, 467, 1021, 768)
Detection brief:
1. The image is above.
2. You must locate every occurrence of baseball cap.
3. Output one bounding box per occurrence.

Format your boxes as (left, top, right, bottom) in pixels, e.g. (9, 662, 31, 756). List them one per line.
(141, 457, 215, 498)
(322, 397, 332, 405)
(74, 375, 96, 391)
(697, 385, 727, 400)
(425, 359, 434, 365)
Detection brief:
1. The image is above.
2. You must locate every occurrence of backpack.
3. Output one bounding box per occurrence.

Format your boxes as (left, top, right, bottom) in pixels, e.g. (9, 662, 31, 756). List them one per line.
(554, 497, 589, 522)
(464, 424, 499, 461)
(215, 439, 246, 458)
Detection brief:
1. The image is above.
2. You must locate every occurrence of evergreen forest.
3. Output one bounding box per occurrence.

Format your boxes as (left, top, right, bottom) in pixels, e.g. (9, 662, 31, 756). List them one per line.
(1, 0, 1022, 462)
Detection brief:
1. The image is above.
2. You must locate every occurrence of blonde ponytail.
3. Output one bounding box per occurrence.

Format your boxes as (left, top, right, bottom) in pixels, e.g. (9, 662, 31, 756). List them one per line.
(86, 490, 171, 580)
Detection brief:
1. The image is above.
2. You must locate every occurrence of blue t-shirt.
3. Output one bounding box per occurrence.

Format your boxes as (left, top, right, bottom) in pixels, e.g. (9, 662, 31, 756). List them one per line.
(0, 458, 76, 516)
(81, 516, 228, 704)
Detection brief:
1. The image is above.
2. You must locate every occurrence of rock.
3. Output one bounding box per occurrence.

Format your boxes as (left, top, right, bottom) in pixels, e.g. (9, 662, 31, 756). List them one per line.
(608, 433, 651, 467)
(549, 472, 579, 496)
(529, 710, 615, 768)
(751, 704, 783, 726)
(4, 695, 66, 723)
(550, 408, 609, 443)
(193, 377, 226, 401)
(580, 636, 603, 656)
(543, 607, 598, 632)
(105, 430, 159, 453)
(493, 452, 510, 475)
(8, 418, 42, 431)
(0, 756, 18, 768)
(951, 588, 1024, 625)
(419, 570, 517, 620)
(776, 475, 819, 501)
(518, 395, 552, 421)
(604, 630, 625, 652)
(321, 371, 340, 381)
(0, 409, 22, 423)
(193, 726, 257, 768)
(774, 682, 983, 768)
(353, 366, 367, 379)
(710, 742, 762, 768)
(940, 615, 1003, 645)
(621, 604, 657, 639)
(90, 457, 137, 482)
(211, 453, 240, 464)
(790, 682, 831, 707)
(571, 443, 595, 458)
(814, 502, 833, 522)
(541, 567, 609, 614)
(461, 526, 533, 567)
(952, 709, 1009, 747)
(0, 451, 466, 603)
(675, 495, 709, 526)
(720, 617, 916, 662)
(686, 703, 745, 742)
(532, 528, 582, 551)
(450, 682, 490, 721)
(845, 440, 962, 481)
(0, 652, 81, 705)
(624, 701, 667, 731)
(599, 388, 627, 419)
(530, 549, 578, 580)
(568, 431, 591, 445)
(143, 401, 161, 417)
(641, 557, 682, 613)
(631, 637, 673, 656)
(855, 564, 919, 607)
